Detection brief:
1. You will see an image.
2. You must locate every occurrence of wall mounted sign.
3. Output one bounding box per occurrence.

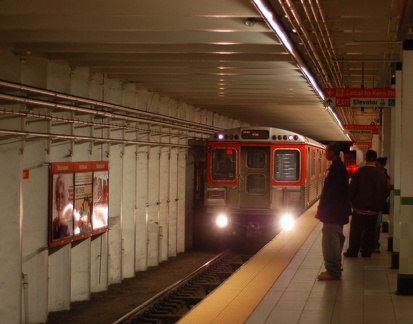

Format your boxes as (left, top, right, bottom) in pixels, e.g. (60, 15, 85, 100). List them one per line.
(324, 88, 396, 108)
(49, 161, 109, 248)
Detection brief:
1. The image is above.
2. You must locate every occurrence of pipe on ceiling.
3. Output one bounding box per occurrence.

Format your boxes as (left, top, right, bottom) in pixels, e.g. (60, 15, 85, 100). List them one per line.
(0, 80, 222, 133)
(0, 93, 213, 138)
(0, 128, 191, 149)
(277, 0, 352, 126)
(397, 0, 413, 40)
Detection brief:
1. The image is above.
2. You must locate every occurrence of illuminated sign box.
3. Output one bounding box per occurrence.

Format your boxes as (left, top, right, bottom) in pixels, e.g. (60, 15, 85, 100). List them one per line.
(324, 88, 396, 108)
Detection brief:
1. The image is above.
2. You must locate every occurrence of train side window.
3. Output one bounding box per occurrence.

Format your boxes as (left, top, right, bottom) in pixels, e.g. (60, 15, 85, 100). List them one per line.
(274, 149, 300, 181)
(246, 147, 267, 169)
(211, 148, 236, 181)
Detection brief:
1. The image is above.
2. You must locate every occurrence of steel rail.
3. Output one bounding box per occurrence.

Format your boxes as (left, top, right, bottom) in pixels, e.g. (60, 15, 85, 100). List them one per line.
(112, 249, 233, 324)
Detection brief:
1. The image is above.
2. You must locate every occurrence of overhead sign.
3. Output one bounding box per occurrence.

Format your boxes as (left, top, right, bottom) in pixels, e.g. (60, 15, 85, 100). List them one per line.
(353, 142, 372, 148)
(345, 129, 372, 135)
(324, 88, 395, 98)
(343, 124, 380, 134)
(351, 98, 394, 108)
(323, 88, 396, 108)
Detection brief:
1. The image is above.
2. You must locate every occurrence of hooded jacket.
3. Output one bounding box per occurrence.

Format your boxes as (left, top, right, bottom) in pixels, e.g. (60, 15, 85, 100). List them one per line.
(316, 157, 351, 224)
(349, 163, 388, 213)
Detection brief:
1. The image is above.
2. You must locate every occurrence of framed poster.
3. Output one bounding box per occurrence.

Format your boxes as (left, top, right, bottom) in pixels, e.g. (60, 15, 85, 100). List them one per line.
(92, 170, 109, 231)
(73, 171, 93, 238)
(49, 164, 75, 247)
(49, 161, 109, 247)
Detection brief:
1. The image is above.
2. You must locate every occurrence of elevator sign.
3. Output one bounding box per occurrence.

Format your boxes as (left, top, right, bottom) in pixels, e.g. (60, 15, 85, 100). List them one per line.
(323, 88, 395, 108)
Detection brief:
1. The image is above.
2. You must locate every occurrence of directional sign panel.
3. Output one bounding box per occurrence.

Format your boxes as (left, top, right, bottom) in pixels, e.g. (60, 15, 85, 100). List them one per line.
(323, 88, 396, 108)
(353, 142, 372, 148)
(324, 98, 335, 108)
(324, 88, 395, 98)
(351, 98, 395, 108)
(343, 124, 380, 134)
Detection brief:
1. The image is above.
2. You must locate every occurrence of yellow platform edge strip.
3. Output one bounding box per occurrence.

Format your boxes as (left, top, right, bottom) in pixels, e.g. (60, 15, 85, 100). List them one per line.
(179, 204, 320, 324)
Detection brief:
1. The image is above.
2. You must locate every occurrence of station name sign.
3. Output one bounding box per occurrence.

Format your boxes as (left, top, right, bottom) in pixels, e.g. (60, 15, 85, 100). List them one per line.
(323, 88, 395, 108)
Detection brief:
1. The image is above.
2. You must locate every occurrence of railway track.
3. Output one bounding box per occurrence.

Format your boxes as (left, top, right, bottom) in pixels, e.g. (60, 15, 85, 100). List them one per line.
(113, 249, 252, 324)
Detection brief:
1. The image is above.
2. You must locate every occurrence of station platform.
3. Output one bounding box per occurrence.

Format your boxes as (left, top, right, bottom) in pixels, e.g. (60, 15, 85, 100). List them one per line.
(179, 204, 413, 324)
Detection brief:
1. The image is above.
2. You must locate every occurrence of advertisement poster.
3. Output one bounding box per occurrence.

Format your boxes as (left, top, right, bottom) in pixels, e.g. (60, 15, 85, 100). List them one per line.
(51, 172, 74, 243)
(49, 161, 109, 247)
(74, 172, 93, 237)
(92, 171, 109, 230)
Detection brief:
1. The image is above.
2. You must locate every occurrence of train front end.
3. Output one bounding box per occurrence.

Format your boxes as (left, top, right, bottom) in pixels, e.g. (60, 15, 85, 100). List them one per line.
(203, 127, 325, 247)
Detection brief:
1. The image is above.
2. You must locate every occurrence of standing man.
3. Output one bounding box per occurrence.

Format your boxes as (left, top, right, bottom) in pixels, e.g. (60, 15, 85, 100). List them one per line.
(316, 142, 351, 280)
(344, 150, 388, 258)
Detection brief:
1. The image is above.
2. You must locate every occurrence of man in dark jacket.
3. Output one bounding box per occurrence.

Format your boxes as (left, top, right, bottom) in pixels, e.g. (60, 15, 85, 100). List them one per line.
(344, 149, 388, 258)
(316, 142, 351, 280)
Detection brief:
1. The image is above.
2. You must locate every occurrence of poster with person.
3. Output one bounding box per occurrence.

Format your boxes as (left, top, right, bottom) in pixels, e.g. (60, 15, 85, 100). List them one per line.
(73, 171, 93, 237)
(49, 161, 109, 247)
(92, 170, 109, 230)
(51, 172, 74, 243)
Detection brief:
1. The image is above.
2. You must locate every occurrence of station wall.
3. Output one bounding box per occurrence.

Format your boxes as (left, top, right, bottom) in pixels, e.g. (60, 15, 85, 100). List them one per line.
(0, 47, 242, 323)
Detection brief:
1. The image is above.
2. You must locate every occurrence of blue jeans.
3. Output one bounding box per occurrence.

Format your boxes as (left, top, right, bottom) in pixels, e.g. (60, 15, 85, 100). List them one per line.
(322, 222, 345, 277)
(374, 212, 383, 249)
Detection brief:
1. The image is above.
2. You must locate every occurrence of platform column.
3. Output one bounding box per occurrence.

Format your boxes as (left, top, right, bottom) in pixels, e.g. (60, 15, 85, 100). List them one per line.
(0, 142, 23, 323)
(397, 40, 413, 294)
(389, 63, 402, 267)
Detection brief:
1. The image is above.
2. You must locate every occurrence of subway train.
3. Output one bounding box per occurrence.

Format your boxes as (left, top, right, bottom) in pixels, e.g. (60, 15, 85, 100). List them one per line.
(199, 126, 327, 246)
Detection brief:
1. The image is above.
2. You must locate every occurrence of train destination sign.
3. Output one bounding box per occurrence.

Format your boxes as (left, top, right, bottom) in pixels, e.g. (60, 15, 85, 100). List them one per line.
(323, 88, 395, 108)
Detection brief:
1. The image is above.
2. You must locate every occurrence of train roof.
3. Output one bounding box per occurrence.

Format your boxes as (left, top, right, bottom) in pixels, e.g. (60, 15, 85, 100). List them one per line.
(209, 127, 325, 149)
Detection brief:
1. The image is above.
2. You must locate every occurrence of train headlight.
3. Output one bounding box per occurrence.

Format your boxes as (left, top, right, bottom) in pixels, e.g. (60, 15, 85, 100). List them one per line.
(216, 214, 229, 228)
(280, 214, 295, 231)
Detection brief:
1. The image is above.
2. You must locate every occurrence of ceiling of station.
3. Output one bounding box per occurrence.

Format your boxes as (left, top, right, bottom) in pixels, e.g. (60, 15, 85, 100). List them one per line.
(0, 0, 411, 144)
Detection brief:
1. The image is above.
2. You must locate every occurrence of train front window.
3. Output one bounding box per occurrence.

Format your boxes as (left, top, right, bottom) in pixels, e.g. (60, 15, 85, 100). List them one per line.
(246, 174, 266, 194)
(274, 149, 300, 181)
(246, 147, 267, 169)
(211, 148, 236, 181)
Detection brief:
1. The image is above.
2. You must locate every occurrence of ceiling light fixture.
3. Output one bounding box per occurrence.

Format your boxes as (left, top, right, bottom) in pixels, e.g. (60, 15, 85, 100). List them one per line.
(245, 18, 256, 27)
(251, 0, 325, 101)
(251, 0, 347, 132)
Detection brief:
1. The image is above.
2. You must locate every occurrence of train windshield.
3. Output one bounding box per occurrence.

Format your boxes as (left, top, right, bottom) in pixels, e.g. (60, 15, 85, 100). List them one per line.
(246, 147, 267, 169)
(274, 149, 300, 181)
(211, 148, 237, 181)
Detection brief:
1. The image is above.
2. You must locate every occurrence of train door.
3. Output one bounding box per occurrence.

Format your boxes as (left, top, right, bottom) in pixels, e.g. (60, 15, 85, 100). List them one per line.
(306, 147, 312, 206)
(239, 146, 271, 209)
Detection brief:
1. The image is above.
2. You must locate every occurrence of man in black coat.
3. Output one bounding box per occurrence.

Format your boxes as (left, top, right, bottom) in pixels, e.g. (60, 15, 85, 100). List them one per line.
(316, 142, 352, 280)
(344, 149, 388, 258)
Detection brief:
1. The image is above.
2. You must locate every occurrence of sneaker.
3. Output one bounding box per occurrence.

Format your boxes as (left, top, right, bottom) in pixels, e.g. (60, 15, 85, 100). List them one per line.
(317, 271, 341, 280)
(343, 252, 357, 258)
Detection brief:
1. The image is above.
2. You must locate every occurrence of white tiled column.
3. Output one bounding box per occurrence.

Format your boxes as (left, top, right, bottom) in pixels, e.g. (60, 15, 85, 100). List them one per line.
(389, 63, 402, 267)
(397, 40, 413, 294)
